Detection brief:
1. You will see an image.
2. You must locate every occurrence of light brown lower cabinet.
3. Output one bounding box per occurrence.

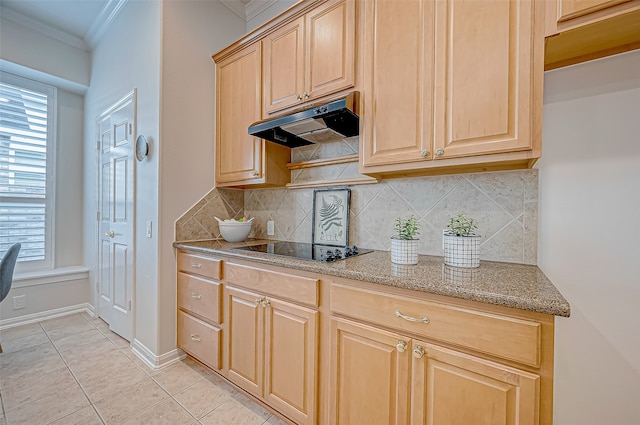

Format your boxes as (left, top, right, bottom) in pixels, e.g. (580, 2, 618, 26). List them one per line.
(225, 285, 318, 425)
(329, 317, 540, 425)
(176, 251, 556, 425)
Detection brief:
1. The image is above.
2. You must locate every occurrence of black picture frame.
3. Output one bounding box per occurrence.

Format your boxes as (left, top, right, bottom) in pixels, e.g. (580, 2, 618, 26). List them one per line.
(312, 188, 350, 246)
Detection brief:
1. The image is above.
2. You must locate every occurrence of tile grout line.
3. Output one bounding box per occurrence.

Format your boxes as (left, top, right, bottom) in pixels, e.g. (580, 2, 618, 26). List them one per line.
(42, 317, 108, 425)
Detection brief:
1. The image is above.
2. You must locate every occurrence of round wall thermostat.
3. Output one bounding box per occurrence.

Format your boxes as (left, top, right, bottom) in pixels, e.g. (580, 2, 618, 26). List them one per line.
(135, 135, 148, 161)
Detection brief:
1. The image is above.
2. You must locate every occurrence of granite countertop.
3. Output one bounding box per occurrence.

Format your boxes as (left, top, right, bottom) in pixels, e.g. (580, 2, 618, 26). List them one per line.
(173, 239, 570, 317)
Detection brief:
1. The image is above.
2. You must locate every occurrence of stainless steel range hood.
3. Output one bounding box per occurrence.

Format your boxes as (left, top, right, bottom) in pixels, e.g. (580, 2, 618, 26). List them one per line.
(248, 92, 359, 148)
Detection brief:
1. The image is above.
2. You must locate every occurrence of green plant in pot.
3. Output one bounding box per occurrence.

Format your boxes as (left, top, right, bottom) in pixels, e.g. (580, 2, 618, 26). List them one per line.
(391, 215, 420, 265)
(443, 211, 480, 268)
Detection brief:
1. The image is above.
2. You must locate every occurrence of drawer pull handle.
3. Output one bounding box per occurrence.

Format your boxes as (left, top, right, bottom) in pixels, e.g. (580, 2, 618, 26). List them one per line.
(191, 263, 202, 269)
(191, 293, 201, 300)
(190, 334, 201, 342)
(395, 310, 430, 324)
(413, 346, 425, 359)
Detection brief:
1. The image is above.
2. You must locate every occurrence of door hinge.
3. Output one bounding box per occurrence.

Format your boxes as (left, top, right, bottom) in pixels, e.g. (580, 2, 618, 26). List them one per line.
(96, 211, 100, 221)
(128, 300, 132, 311)
(96, 140, 100, 150)
(129, 123, 132, 135)
(96, 281, 99, 292)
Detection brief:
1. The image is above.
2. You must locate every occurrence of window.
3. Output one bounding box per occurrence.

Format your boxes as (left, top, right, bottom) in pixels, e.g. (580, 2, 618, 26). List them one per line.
(0, 73, 56, 271)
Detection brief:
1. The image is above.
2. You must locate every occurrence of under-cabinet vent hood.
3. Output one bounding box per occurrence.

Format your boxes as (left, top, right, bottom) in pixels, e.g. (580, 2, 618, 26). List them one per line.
(248, 92, 359, 148)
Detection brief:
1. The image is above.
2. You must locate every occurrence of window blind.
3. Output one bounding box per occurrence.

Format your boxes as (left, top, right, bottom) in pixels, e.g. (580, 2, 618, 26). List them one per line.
(0, 80, 49, 262)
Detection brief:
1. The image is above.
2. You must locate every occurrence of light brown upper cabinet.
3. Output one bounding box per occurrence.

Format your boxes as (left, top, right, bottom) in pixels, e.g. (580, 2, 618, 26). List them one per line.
(214, 43, 290, 188)
(359, 0, 544, 177)
(262, 0, 355, 116)
(545, 0, 640, 69)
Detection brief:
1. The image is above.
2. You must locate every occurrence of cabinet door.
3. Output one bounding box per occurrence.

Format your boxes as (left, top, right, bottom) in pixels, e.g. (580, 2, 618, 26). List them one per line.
(264, 298, 318, 425)
(305, 0, 355, 100)
(263, 17, 305, 115)
(225, 286, 264, 398)
(432, 0, 541, 159)
(329, 318, 410, 425)
(557, 0, 630, 21)
(359, 0, 435, 167)
(411, 342, 540, 425)
(216, 43, 263, 185)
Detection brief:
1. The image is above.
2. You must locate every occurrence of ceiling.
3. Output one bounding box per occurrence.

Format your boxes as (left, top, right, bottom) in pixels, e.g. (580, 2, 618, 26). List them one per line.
(0, 0, 263, 51)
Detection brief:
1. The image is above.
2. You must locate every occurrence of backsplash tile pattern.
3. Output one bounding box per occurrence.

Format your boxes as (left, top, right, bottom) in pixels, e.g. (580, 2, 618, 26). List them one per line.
(244, 169, 539, 264)
(175, 170, 539, 264)
(175, 188, 244, 241)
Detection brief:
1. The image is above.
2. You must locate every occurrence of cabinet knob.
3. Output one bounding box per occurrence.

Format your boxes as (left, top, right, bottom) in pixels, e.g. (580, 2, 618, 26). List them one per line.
(103, 231, 115, 238)
(255, 297, 264, 305)
(303, 91, 309, 100)
(261, 298, 271, 308)
(296, 94, 302, 101)
(435, 148, 445, 156)
(253, 171, 259, 177)
(396, 340, 408, 353)
(420, 150, 430, 158)
(413, 346, 425, 359)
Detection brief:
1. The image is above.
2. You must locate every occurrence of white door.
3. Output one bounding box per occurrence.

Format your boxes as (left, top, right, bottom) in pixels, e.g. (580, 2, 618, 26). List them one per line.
(97, 91, 136, 341)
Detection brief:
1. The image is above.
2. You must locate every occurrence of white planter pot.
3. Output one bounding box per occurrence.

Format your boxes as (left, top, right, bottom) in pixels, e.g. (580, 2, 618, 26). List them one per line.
(391, 237, 419, 265)
(443, 234, 480, 268)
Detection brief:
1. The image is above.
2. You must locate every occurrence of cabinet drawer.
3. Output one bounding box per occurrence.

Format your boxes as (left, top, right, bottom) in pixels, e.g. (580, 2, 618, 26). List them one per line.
(177, 272, 222, 323)
(177, 310, 221, 370)
(177, 252, 221, 279)
(225, 263, 319, 307)
(330, 283, 541, 367)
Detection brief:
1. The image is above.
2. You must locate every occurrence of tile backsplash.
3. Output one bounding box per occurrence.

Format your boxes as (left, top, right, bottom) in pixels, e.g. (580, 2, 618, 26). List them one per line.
(175, 170, 539, 265)
(244, 169, 539, 265)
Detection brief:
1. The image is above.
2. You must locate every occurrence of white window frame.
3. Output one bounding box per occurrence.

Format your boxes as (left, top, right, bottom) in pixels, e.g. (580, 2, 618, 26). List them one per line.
(0, 72, 57, 272)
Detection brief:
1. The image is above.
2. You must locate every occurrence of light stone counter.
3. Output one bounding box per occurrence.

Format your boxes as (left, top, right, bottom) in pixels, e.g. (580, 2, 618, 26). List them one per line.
(174, 239, 570, 317)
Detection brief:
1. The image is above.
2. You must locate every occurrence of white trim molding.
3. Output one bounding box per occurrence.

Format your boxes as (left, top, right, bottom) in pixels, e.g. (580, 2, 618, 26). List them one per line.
(131, 339, 186, 370)
(0, 7, 89, 51)
(219, 0, 279, 21)
(85, 0, 128, 49)
(0, 303, 94, 330)
(13, 266, 90, 288)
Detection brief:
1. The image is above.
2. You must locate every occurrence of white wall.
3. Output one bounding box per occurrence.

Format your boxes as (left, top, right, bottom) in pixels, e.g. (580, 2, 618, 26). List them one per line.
(538, 50, 640, 425)
(0, 19, 87, 322)
(158, 0, 246, 354)
(84, 0, 162, 352)
(0, 15, 90, 89)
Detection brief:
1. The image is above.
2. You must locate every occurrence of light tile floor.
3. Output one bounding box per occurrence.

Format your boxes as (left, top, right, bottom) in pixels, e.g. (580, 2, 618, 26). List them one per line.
(0, 313, 287, 425)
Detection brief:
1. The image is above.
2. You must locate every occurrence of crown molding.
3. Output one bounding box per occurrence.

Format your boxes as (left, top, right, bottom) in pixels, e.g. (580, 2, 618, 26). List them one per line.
(245, 0, 279, 21)
(219, 0, 279, 21)
(0, 6, 89, 51)
(84, 0, 128, 49)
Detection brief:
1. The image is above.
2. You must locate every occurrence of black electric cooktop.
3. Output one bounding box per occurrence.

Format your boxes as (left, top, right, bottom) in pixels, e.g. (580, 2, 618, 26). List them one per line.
(233, 242, 372, 263)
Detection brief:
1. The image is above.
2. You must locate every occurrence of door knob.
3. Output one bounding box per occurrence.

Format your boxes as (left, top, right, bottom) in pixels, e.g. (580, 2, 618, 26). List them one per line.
(103, 231, 115, 238)
(413, 346, 425, 359)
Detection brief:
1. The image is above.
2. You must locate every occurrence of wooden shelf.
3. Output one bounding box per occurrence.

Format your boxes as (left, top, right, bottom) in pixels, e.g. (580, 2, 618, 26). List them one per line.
(286, 176, 378, 189)
(287, 154, 358, 170)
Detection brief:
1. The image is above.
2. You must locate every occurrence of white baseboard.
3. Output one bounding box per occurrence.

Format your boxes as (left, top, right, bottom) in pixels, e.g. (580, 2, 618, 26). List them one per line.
(0, 303, 95, 330)
(131, 338, 186, 370)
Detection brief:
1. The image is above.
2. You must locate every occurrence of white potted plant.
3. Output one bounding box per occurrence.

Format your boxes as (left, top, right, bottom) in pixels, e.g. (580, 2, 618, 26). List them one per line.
(443, 211, 480, 268)
(391, 215, 420, 265)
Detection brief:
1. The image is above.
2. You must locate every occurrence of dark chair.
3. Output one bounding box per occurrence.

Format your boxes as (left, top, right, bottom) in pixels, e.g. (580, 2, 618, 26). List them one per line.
(0, 243, 21, 353)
